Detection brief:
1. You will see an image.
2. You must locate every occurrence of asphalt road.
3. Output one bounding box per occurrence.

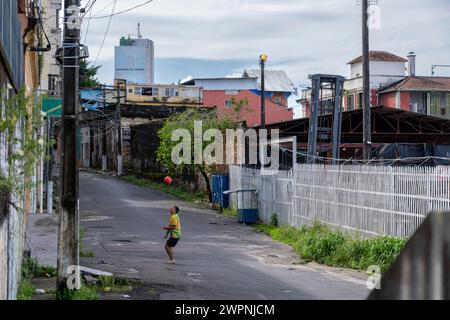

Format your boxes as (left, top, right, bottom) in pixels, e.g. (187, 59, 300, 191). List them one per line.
(79, 171, 370, 300)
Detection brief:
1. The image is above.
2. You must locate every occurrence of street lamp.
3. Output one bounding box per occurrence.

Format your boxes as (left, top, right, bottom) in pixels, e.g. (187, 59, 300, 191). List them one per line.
(260, 54, 268, 129)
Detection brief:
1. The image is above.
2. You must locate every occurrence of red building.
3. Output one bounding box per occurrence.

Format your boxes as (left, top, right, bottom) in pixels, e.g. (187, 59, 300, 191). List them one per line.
(377, 76, 450, 118)
(183, 69, 296, 127)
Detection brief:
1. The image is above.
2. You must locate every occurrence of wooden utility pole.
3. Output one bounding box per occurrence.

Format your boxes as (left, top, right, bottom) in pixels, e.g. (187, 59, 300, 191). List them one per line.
(116, 86, 123, 176)
(57, 0, 80, 293)
(362, 0, 372, 161)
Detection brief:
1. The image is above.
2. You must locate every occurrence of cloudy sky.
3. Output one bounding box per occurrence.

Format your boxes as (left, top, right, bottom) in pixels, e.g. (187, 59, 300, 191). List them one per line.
(81, 0, 450, 113)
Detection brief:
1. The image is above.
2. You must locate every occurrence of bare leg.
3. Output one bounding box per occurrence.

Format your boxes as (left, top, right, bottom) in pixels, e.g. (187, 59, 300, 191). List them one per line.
(165, 244, 174, 261)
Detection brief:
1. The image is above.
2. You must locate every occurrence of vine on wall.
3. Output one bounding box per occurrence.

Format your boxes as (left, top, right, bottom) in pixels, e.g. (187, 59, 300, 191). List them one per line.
(0, 88, 52, 213)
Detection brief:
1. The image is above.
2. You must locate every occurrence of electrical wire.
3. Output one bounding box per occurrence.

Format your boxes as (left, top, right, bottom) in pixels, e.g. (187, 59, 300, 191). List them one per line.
(87, 0, 154, 20)
(92, 0, 117, 67)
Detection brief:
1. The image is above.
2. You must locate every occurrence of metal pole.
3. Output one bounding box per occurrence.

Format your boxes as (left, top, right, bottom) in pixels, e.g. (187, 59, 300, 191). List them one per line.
(260, 56, 266, 129)
(362, 0, 372, 161)
(57, 0, 80, 293)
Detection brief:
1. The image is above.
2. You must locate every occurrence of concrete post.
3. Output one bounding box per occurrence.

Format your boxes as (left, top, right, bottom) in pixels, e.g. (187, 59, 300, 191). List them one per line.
(47, 181, 53, 215)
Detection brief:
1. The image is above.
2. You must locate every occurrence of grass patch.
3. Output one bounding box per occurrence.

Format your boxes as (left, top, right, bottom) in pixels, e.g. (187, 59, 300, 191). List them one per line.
(58, 285, 100, 300)
(18, 257, 57, 300)
(97, 276, 133, 293)
(256, 222, 406, 273)
(17, 278, 35, 300)
(222, 208, 238, 217)
(122, 175, 209, 204)
(79, 228, 95, 258)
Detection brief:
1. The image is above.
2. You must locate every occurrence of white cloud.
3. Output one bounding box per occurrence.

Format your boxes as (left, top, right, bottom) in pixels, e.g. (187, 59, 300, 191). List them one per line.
(82, 0, 450, 85)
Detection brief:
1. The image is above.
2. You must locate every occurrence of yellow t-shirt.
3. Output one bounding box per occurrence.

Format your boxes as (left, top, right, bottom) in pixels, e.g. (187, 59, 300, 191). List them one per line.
(169, 214, 181, 239)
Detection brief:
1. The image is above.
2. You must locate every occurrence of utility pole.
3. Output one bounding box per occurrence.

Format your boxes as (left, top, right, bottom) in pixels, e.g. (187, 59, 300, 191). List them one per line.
(102, 85, 107, 172)
(260, 54, 267, 129)
(57, 0, 80, 293)
(116, 86, 123, 176)
(362, 0, 372, 161)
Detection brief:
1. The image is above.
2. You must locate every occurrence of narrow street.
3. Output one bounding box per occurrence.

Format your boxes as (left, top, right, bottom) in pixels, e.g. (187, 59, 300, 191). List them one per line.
(79, 171, 369, 300)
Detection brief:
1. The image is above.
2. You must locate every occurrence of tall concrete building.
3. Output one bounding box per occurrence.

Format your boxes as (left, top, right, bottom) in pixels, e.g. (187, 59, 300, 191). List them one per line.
(114, 24, 154, 84)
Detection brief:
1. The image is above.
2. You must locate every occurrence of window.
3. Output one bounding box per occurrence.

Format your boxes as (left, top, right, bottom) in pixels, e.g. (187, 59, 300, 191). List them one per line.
(347, 94, 355, 111)
(357, 93, 362, 109)
(430, 93, 441, 116)
(165, 88, 179, 97)
(134, 87, 142, 95)
(273, 96, 282, 105)
(128, 89, 133, 93)
(142, 87, 159, 96)
(225, 100, 233, 108)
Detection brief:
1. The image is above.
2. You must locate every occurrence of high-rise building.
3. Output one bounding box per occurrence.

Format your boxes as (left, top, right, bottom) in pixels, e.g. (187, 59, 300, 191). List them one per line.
(114, 24, 154, 84)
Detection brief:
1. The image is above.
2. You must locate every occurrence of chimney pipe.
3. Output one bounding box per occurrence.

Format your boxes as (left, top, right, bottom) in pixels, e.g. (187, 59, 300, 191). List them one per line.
(407, 51, 416, 77)
(137, 23, 142, 39)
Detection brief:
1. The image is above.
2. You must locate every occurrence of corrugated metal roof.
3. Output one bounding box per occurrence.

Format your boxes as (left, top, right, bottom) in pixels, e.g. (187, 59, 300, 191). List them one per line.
(347, 51, 408, 64)
(182, 77, 258, 91)
(378, 76, 450, 93)
(243, 69, 296, 93)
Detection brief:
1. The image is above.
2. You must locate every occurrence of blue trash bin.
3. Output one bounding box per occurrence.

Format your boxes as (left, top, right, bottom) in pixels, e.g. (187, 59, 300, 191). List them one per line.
(212, 174, 229, 209)
(223, 189, 259, 224)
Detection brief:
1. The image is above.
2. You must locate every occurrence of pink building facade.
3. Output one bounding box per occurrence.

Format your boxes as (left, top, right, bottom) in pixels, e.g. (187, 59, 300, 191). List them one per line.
(183, 70, 296, 127)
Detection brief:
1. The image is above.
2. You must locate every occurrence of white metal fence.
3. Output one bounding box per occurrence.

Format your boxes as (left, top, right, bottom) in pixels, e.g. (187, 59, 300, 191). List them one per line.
(229, 164, 450, 238)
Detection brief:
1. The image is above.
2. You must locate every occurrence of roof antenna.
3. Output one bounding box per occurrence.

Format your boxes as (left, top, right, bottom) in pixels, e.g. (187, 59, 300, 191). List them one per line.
(137, 23, 142, 39)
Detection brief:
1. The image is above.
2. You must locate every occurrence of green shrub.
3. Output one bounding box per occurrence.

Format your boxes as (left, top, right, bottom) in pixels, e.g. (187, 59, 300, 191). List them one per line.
(256, 222, 406, 273)
(17, 278, 35, 300)
(122, 175, 209, 203)
(270, 213, 279, 227)
(59, 285, 99, 300)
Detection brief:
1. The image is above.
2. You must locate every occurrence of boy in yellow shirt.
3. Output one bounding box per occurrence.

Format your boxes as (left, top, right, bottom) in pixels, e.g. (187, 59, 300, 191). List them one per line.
(163, 206, 181, 264)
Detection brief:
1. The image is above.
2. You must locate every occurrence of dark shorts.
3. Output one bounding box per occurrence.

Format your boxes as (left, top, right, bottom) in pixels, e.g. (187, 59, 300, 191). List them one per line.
(166, 237, 180, 248)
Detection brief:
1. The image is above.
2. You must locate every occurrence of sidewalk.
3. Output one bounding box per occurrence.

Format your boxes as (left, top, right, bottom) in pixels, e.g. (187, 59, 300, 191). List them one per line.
(26, 214, 58, 267)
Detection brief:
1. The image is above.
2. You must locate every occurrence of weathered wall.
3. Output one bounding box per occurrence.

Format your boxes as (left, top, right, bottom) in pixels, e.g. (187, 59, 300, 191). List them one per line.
(203, 90, 294, 127)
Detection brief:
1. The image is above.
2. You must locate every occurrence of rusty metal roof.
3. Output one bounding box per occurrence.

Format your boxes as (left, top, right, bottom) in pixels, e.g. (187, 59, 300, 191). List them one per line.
(347, 51, 408, 64)
(378, 76, 450, 93)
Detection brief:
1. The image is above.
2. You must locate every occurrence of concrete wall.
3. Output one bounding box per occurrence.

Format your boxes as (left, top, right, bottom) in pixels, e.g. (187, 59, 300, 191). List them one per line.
(350, 61, 405, 78)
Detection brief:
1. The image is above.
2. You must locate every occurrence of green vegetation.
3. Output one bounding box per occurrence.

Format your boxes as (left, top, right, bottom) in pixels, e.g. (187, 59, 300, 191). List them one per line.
(17, 278, 35, 300)
(79, 60, 100, 88)
(79, 228, 95, 258)
(122, 175, 209, 204)
(156, 108, 237, 201)
(0, 89, 53, 207)
(222, 208, 238, 217)
(97, 276, 133, 293)
(270, 213, 279, 227)
(58, 276, 141, 300)
(58, 285, 100, 301)
(22, 257, 57, 278)
(256, 222, 406, 273)
(18, 257, 57, 300)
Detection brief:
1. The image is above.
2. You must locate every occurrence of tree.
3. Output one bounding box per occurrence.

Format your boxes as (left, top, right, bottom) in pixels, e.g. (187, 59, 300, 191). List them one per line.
(79, 60, 100, 88)
(223, 97, 251, 123)
(157, 109, 236, 202)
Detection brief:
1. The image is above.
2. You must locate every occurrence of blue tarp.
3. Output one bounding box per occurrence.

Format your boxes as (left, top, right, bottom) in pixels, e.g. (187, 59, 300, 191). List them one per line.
(80, 89, 104, 110)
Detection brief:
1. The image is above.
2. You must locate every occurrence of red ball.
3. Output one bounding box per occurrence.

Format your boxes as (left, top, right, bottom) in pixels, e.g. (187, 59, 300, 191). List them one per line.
(164, 176, 173, 185)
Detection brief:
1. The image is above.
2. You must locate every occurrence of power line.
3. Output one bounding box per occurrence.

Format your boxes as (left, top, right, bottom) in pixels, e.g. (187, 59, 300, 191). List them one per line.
(87, 0, 154, 20)
(93, 0, 117, 67)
